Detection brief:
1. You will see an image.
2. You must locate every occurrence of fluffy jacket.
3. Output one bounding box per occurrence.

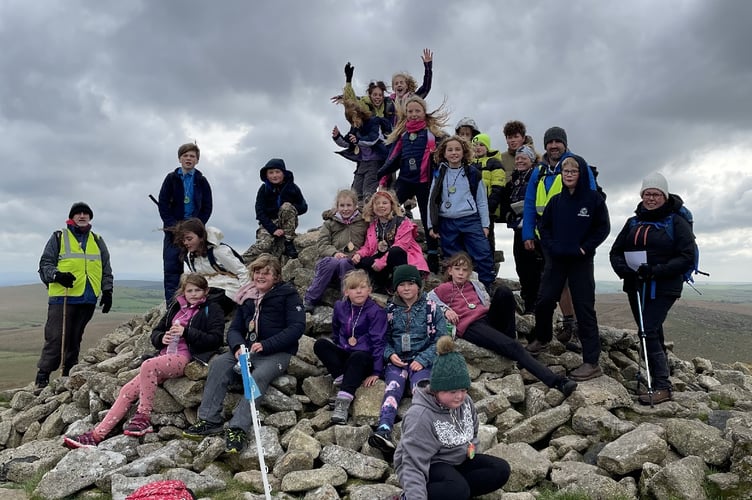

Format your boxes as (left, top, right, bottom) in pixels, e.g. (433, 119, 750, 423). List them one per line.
(184, 226, 250, 300)
(356, 217, 429, 273)
(150, 300, 225, 365)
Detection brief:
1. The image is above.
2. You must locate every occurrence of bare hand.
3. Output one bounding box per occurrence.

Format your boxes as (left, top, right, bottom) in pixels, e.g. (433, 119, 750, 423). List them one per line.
(409, 360, 424, 371)
(348, 133, 357, 144)
(162, 333, 176, 345)
(422, 48, 433, 63)
(483, 227, 489, 237)
(250, 342, 264, 353)
(524, 240, 536, 251)
(332, 126, 340, 138)
(429, 229, 440, 239)
(273, 229, 285, 238)
(334, 252, 347, 259)
(363, 375, 380, 387)
(445, 309, 459, 325)
(390, 354, 407, 368)
(351, 253, 361, 264)
(372, 260, 384, 272)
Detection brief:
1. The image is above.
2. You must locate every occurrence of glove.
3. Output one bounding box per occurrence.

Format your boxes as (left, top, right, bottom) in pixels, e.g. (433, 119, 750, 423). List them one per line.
(53, 271, 76, 288)
(637, 264, 653, 280)
(344, 62, 354, 82)
(100, 290, 113, 314)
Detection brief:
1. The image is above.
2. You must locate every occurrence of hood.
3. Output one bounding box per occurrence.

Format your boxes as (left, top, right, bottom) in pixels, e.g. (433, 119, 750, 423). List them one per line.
(454, 117, 480, 137)
(259, 158, 288, 182)
(205, 226, 224, 246)
(411, 382, 445, 412)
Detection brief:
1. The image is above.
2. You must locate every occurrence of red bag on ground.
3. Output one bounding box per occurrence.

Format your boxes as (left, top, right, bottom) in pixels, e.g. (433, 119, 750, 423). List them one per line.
(125, 479, 197, 500)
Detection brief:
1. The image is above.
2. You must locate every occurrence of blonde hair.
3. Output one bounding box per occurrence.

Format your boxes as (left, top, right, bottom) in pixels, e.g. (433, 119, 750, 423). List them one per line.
(362, 190, 403, 222)
(247, 253, 282, 279)
(342, 269, 371, 291)
(386, 95, 449, 145)
(434, 135, 474, 165)
(333, 189, 359, 211)
(391, 71, 417, 94)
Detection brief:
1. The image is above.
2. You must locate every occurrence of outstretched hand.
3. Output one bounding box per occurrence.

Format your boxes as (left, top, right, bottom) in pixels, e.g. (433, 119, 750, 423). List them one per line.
(422, 48, 433, 63)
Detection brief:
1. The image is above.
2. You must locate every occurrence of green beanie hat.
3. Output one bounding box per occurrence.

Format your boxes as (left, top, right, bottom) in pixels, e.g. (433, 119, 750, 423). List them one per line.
(430, 336, 471, 391)
(471, 133, 492, 151)
(392, 264, 422, 288)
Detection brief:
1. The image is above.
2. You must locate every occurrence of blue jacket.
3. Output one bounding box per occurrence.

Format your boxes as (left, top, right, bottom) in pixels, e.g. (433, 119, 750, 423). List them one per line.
(255, 162, 308, 234)
(331, 297, 388, 375)
(383, 293, 446, 368)
(158, 168, 213, 228)
(334, 116, 387, 162)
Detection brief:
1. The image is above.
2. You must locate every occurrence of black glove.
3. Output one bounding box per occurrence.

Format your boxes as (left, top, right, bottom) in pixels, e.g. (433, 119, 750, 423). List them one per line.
(100, 290, 112, 314)
(344, 62, 354, 83)
(637, 264, 653, 280)
(505, 212, 516, 225)
(53, 271, 76, 288)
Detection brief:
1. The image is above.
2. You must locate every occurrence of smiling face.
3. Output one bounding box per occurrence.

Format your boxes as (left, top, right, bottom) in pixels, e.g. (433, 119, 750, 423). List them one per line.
(369, 87, 384, 107)
(266, 168, 284, 185)
(337, 195, 357, 219)
(183, 283, 207, 305)
(372, 195, 393, 219)
(435, 388, 468, 409)
(405, 101, 426, 121)
(506, 133, 524, 151)
(444, 140, 464, 167)
(561, 160, 580, 191)
(396, 280, 420, 305)
(344, 282, 371, 306)
(392, 76, 408, 97)
(179, 151, 199, 171)
(515, 153, 533, 171)
(546, 140, 566, 162)
(253, 266, 279, 294)
(473, 142, 488, 158)
(641, 189, 667, 210)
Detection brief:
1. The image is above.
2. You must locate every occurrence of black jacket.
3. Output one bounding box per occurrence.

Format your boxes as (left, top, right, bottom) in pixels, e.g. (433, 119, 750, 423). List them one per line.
(255, 161, 308, 234)
(158, 168, 213, 228)
(609, 195, 695, 297)
(150, 300, 225, 365)
(226, 281, 305, 356)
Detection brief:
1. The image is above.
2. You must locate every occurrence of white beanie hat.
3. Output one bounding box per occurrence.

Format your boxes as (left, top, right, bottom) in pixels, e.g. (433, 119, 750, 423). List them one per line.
(640, 172, 669, 198)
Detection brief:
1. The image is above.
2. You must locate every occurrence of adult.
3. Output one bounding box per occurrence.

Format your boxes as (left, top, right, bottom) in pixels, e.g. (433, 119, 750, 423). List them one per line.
(609, 172, 695, 404)
(183, 254, 305, 453)
(35, 202, 113, 392)
(158, 143, 213, 303)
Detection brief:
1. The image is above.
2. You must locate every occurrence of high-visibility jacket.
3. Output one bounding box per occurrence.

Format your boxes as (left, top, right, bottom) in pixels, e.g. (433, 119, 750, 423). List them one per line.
(535, 170, 563, 216)
(48, 228, 102, 298)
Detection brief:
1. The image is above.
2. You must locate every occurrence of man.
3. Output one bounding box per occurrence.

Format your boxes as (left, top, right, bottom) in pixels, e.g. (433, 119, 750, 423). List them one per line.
(35, 202, 113, 393)
(158, 143, 213, 303)
(522, 127, 599, 346)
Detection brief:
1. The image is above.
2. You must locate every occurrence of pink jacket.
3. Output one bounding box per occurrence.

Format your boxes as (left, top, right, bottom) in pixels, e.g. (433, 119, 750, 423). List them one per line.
(357, 217, 429, 273)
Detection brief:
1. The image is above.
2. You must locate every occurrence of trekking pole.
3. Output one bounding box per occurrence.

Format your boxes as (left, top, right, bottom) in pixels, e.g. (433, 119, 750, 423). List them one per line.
(238, 345, 272, 500)
(636, 282, 654, 407)
(60, 288, 68, 377)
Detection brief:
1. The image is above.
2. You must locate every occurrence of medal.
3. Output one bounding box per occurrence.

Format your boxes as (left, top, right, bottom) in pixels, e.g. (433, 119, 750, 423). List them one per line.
(348, 336, 357, 347)
(408, 132, 417, 141)
(468, 303, 476, 309)
(346, 241, 355, 252)
(445, 202, 452, 209)
(467, 442, 476, 459)
(248, 320, 255, 333)
(378, 240, 388, 253)
(408, 157, 417, 171)
(248, 332, 257, 342)
(448, 186, 456, 194)
(184, 195, 190, 204)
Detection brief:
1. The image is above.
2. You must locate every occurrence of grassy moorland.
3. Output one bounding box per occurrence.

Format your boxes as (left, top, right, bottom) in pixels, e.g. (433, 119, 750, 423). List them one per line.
(0, 281, 749, 391)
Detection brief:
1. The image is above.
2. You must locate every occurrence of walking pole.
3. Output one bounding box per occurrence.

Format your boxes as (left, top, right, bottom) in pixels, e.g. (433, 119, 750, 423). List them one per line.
(635, 282, 654, 407)
(60, 288, 68, 377)
(238, 345, 272, 500)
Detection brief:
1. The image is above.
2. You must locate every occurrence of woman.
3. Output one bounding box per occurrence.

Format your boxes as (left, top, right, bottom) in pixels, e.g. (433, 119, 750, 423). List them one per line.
(174, 218, 250, 314)
(610, 172, 695, 404)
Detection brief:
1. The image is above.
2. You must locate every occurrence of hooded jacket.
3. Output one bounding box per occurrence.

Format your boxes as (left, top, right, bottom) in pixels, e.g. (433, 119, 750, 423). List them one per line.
(150, 299, 225, 365)
(317, 211, 368, 258)
(184, 226, 251, 300)
(609, 194, 695, 297)
(255, 159, 308, 234)
(356, 216, 429, 273)
(330, 297, 388, 375)
(394, 385, 479, 500)
(383, 293, 445, 368)
(333, 116, 387, 162)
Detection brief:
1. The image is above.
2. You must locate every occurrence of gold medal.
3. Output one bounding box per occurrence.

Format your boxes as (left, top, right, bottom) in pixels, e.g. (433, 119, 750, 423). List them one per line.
(348, 336, 357, 347)
(248, 320, 255, 332)
(408, 132, 417, 141)
(378, 240, 388, 253)
(448, 186, 456, 194)
(346, 241, 355, 252)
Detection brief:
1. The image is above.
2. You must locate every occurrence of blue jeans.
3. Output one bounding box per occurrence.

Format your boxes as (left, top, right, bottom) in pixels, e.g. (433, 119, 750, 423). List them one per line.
(438, 215, 495, 286)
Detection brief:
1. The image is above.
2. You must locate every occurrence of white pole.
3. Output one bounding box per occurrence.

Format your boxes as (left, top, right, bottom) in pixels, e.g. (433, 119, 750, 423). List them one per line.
(238, 346, 272, 499)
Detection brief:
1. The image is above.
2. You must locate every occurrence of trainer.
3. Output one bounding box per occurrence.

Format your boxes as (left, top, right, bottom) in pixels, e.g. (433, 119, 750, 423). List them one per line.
(35, 202, 114, 392)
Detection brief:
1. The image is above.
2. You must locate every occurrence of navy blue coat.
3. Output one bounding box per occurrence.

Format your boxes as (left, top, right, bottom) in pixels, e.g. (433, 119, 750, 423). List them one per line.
(255, 164, 308, 234)
(158, 168, 213, 227)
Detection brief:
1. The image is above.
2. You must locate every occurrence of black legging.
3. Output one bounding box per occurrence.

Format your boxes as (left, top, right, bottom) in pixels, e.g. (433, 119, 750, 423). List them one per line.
(313, 340, 374, 396)
(627, 288, 675, 390)
(426, 454, 510, 500)
(355, 246, 408, 290)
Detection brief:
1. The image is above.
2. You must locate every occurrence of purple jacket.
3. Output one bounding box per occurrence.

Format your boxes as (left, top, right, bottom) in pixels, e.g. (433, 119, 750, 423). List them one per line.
(331, 297, 388, 376)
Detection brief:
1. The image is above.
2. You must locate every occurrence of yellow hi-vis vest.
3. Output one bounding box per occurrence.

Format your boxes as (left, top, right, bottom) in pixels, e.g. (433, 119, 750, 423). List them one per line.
(48, 228, 103, 298)
(535, 169, 563, 216)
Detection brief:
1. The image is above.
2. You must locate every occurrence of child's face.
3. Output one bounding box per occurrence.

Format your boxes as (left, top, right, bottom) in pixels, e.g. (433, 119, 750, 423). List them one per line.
(182, 231, 201, 252)
(435, 388, 468, 409)
(396, 281, 420, 303)
(561, 163, 580, 190)
(448, 263, 471, 285)
(515, 154, 533, 171)
(266, 168, 284, 185)
(457, 127, 474, 143)
(253, 267, 279, 293)
(444, 140, 464, 167)
(183, 283, 207, 305)
(506, 133, 524, 151)
(369, 87, 384, 107)
(373, 196, 392, 218)
(473, 143, 488, 158)
(345, 283, 371, 306)
(405, 101, 425, 121)
(337, 196, 357, 219)
(179, 151, 199, 171)
(393, 76, 408, 96)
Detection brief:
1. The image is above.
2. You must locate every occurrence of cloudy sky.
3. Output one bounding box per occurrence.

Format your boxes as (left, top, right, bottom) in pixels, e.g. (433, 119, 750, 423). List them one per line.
(2, 0, 751, 287)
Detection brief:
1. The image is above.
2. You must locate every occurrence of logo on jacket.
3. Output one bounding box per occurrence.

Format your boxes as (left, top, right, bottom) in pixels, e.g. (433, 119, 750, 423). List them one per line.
(577, 208, 590, 218)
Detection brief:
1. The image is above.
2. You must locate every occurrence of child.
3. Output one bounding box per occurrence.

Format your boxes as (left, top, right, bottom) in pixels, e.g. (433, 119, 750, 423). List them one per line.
(527, 157, 610, 382)
(158, 143, 213, 303)
(394, 335, 510, 499)
(174, 218, 250, 315)
(427, 136, 496, 290)
(339, 65, 395, 135)
(313, 270, 387, 424)
(351, 190, 428, 292)
(428, 252, 577, 396)
(63, 274, 224, 448)
(243, 158, 308, 261)
(304, 189, 368, 313)
(332, 101, 388, 203)
(390, 48, 434, 125)
(377, 95, 448, 272)
(454, 117, 480, 144)
(367, 265, 445, 453)
(471, 133, 506, 251)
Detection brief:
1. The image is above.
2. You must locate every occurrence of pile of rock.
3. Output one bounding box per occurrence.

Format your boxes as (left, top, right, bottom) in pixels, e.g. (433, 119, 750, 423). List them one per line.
(1, 231, 751, 499)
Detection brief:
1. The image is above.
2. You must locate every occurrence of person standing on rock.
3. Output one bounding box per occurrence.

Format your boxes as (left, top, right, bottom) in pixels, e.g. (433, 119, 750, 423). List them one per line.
(394, 335, 511, 499)
(609, 172, 695, 405)
(35, 202, 114, 393)
(63, 274, 224, 448)
(183, 254, 305, 453)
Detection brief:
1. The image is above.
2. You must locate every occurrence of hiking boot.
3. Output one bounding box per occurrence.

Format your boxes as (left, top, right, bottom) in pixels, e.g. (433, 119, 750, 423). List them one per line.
(284, 239, 299, 259)
(34, 371, 50, 395)
(556, 378, 578, 398)
(304, 301, 315, 314)
(368, 425, 395, 453)
(556, 317, 577, 343)
(331, 396, 352, 424)
(225, 428, 247, 453)
(569, 363, 603, 381)
(123, 412, 154, 437)
(525, 339, 549, 356)
(639, 388, 672, 405)
(64, 431, 100, 449)
(183, 419, 223, 440)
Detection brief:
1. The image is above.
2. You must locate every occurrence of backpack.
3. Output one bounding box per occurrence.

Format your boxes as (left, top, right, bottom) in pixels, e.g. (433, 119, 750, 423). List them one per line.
(206, 243, 245, 274)
(125, 479, 196, 500)
(628, 205, 708, 291)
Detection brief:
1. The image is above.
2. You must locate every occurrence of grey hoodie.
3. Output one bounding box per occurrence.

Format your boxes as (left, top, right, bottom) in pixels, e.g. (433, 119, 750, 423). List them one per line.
(394, 384, 479, 500)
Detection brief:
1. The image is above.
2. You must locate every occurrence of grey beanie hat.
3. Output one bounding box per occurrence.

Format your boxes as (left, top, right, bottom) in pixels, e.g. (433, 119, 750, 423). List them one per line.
(543, 126, 567, 147)
(640, 172, 669, 199)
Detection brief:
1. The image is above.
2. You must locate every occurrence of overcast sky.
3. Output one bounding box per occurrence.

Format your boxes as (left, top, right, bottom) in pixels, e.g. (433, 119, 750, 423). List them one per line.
(2, 0, 751, 288)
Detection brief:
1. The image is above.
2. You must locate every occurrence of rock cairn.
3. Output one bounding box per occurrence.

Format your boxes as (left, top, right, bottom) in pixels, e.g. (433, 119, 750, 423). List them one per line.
(1, 230, 751, 499)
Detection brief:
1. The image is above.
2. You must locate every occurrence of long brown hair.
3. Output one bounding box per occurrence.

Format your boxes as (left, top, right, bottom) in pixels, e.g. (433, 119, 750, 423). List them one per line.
(173, 218, 209, 257)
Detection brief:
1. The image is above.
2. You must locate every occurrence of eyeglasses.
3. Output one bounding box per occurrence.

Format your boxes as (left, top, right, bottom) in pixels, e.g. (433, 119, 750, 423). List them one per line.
(561, 169, 579, 176)
(642, 191, 665, 199)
